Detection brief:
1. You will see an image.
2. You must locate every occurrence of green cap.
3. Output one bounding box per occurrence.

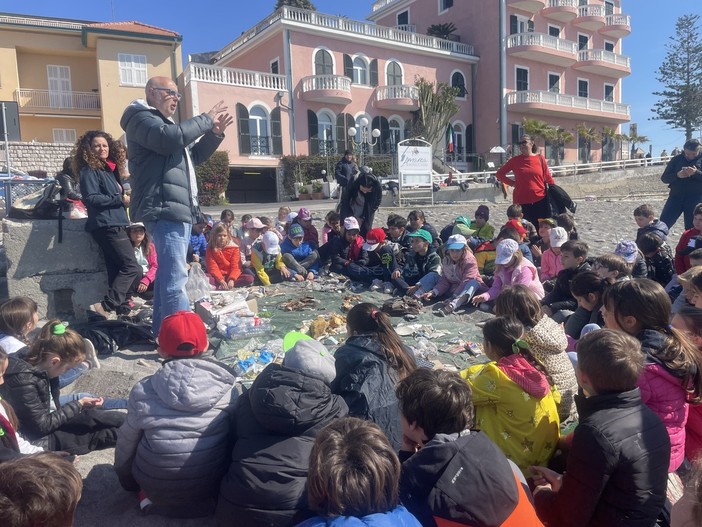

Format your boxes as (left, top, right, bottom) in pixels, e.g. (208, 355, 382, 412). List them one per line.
(283, 331, 314, 352)
(455, 216, 471, 227)
(407, 229, 432, 243)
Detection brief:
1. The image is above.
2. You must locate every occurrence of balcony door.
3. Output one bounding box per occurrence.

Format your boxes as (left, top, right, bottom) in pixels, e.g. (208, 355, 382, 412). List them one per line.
(47, 65, 72, 109)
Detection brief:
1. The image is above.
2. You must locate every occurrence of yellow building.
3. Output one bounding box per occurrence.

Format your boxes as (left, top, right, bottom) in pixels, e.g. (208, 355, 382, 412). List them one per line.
(0, 13, 182, 143)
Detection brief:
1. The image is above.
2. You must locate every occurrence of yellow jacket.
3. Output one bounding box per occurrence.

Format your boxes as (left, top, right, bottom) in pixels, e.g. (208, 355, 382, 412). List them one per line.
(250, 244, 286, 286)
(461, 358, 560, 473)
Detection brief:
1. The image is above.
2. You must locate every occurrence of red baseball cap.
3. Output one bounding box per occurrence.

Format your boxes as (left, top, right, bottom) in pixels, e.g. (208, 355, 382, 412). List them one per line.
(362, 228, 386, 251)
(158, 311, 208, 357)
(503, 219, 527, 237)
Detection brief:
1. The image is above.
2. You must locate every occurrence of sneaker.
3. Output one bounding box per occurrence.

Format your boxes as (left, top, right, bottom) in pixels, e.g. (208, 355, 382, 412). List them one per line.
(369, 279, 383, 292)
(382, 282, 394, 294)
(434, 302, 455, 318)
(83, 338, 100, 369)
(90, 302, 117, 321)
(138, 490, 152, 512)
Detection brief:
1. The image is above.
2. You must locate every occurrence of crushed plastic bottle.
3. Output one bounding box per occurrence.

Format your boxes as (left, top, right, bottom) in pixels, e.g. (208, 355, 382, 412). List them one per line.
(219, 314, 273, 340)
(412, 336, 439, 360)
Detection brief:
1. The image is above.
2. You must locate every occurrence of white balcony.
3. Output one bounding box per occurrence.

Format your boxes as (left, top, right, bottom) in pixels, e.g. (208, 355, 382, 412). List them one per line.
(573, 5, 606, 30)
(372, 0, 404, 12)
(15, 89, 100, 112)
(301, 74, 352, 105)
(507, 32, 578, 67)
(214, 6, 476, 63)
(600, 14, 631, 38)
(507, 0, 546, 14)
(574, 49, 631, 78)
(395, 24, 416, 33)
(542, 0, 578, 23)
(375, 84, 419, 111)
(506, 90, 630, 122)
(184, 63, 287, 91)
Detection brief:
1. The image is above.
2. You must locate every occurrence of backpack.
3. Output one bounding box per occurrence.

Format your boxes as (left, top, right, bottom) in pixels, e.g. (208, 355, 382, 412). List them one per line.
(9, 180, 64, 220)
(72, 319, 156, 356)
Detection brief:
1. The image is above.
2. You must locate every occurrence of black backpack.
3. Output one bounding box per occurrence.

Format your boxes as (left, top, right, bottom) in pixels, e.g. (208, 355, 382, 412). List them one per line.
(9, 180, 64, 220)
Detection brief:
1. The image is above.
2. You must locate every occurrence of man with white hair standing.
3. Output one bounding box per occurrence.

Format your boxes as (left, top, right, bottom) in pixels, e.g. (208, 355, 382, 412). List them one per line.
(120, 76, 233, 335)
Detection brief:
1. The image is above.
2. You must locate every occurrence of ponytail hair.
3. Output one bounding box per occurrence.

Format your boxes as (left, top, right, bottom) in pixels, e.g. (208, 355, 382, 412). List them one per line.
(0, 296, 38, 343)
(24, 321, 85, 368)
(482, 316, 555, 387)
(345, 303, 416, 379)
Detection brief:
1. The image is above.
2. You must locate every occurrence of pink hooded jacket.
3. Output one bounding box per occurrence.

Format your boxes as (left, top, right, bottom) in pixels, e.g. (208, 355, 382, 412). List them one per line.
(432, 250, 483, 298)
(483, 258, 544, 301)
(139, 242, 158, 287)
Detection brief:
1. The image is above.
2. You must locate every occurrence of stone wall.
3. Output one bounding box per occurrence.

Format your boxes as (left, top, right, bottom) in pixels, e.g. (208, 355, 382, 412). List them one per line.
(0, 141, 73, 176)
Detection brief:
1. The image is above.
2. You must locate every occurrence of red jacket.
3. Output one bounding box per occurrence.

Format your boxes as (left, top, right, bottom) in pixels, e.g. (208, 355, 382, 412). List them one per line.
(496, 155, 555, 205)
(674, 227, 700, 275)
(206, 243, 244, 283)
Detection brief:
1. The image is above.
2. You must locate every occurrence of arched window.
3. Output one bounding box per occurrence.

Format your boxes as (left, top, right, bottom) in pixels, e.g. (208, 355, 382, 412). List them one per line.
(314, 49, 333, 75)
(453, 123, 465, 160)
(353, 57, 368, 85)
(387, 61, 402, 86)
(318, 112, 335, 156)
(389, 118, 403, 150)
(451, 71, 466, 98)
(249, 105, 270, 155)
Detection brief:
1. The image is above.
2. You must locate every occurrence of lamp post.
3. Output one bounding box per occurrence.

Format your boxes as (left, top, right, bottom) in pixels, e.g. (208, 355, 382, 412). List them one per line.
(348, 117, 381, 166)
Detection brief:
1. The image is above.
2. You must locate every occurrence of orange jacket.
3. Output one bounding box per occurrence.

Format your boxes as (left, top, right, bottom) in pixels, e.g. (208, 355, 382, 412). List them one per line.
(206, 244, 243, 283)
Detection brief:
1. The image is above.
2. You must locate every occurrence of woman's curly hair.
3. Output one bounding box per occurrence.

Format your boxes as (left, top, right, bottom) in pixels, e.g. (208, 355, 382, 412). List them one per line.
(71, 130, 126, 179)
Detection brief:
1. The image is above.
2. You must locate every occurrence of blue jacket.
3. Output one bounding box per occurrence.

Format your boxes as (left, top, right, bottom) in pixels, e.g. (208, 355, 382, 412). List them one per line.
(281, 237, 320, 273)
(296, 505, 420, 527)
(190, 232, 207, 259)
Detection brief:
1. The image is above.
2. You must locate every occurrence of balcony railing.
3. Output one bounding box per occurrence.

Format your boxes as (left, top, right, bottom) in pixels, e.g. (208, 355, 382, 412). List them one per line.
(507, 32, 578, 54)
(214, 6, 475, 62)
(506, 90, 630, 117)
(372, 0, 403, 12)
(185, 63, 287, 91)
(0, 15, 83, 31)
(395, 24, 416, 33)
(375, 84, 419, 101)
(578, 49, 630, 68)
(548, 0, 576, 7)
(250, 136, 271, 156)
(577, 5, 605, 17)
(606, 14, 631, 26)
(15, 89, 100, 111)
(301, 74, 352, 93)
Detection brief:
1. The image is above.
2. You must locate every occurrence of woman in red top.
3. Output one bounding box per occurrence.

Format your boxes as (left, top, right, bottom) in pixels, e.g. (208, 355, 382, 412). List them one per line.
(206, 224, 254, 290)
(496, 135, 555, 226)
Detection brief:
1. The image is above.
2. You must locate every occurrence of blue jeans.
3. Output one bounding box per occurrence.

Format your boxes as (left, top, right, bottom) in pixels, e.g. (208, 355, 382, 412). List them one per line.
(59, 363, 89, 389)
(59, 392, 128, 410)
(145, 220, 191, 336)
(391, 271, 440, 296)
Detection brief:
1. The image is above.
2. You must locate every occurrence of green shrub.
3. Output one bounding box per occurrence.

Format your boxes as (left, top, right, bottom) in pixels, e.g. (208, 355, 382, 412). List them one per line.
(195, 150, 230, 206)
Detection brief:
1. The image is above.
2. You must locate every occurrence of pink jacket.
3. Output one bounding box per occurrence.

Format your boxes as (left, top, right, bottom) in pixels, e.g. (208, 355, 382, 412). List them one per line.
(139, 242, 158, 287)
(638, 362, 688, 472)
(484, 258, 544, 301)
(686, 404, 702, 462)
(432, 251, 482, 298)
(540, 248, 563, 281)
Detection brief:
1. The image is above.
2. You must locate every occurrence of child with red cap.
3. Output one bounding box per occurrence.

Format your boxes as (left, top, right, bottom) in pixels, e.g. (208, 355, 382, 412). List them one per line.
(114, 311, 239, 518)
(345, 227, 399, 293)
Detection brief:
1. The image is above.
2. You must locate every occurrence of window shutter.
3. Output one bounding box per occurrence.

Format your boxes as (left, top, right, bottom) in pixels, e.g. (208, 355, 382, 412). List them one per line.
(510, 15, 518, 35)
(466, 124, 474, 154)
(237, 103, 251, 155)
(527, 20, 535, 32)
(343, 54, 353, 80)
(336, 113, 347, 154)
(271, 107, 283, 156)
(308, 110, 320, 155)
(369, 59, 378, 87)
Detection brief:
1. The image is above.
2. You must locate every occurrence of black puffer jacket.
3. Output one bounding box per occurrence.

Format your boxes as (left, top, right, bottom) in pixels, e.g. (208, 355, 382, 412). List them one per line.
(331, 335, 405, 449)
(0, 352, 83, 445)
(661, 151, 702, 195)
(534, 389, 670, 527)
(216, 364, 348, 527)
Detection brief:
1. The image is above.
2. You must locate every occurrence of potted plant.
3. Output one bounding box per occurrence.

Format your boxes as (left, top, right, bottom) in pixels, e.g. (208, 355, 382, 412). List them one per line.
(297, 182, 311, 200)
(310, 180, 324, 199)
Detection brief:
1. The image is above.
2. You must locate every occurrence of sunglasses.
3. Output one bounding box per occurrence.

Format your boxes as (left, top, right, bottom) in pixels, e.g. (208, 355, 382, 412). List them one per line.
(518, 140, 529, 145)
(152, 87, 182, 101)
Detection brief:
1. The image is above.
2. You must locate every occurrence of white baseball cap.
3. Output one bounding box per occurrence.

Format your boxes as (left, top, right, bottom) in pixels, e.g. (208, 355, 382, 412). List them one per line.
(495, 239, 519, 265)
(261, 231, 280, 254)
(549, 227, 569, 248)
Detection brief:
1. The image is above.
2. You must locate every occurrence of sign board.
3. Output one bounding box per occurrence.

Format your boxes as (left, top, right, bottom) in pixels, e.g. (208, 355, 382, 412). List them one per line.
(397, 144, 432, 188)
(0, 102, 20, 142)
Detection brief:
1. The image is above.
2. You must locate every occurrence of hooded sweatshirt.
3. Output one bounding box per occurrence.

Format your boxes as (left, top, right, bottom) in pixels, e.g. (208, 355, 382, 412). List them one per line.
(432, 250, 483, 298)
(636, 219, 669, 243)
(462, 354, 560, 472)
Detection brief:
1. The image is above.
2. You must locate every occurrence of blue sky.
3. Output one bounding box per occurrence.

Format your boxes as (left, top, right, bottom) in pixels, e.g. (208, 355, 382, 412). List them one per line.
(2, 0, 698, 152)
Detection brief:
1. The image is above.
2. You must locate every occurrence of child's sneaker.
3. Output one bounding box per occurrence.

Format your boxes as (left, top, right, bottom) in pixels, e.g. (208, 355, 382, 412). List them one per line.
(369, 279, 383, 291)
(382, 282, 394, 294)
(138, 490, 152, 512)
(82, 338, 100, 369)
(434, 302, 455, 317)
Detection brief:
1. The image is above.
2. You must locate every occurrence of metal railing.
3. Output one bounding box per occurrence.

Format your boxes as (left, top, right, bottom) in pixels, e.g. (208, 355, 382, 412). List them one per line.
(507, 32, 578, 54)
(0, 15, 83, 31)
(375, 84, 420, 101)
(15, 89, 100, 111)
(605, 14, 631, 27)
(301, 74, 352, 93)
(506, 90, 630, 117)
(214, 6, 476, 62)
(577, 5, 605, 18)
(0, 180, 54, 216)
(250, 136, 271, 156)
(578, 49, 630, 68)
(184, 63, 287, 91)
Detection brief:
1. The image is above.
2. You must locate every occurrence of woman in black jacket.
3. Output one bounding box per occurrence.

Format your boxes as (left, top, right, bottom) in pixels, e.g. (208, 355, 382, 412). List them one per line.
(339, 168, 383, 238)
(73, 131, 140, 318)
(56, 157, 82, 201)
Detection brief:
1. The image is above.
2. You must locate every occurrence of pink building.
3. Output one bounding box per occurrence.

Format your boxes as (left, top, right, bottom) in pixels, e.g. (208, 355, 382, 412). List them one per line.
(183, 0, 630, 203)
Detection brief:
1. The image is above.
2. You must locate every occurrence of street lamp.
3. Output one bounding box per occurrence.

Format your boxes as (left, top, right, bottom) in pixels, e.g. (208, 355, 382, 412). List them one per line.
(348, 117, 381, 166)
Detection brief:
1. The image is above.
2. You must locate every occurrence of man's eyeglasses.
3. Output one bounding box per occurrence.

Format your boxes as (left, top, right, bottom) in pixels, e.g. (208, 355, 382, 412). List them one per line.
(152, 87, 182, 101)
(518, 140, 529, 145)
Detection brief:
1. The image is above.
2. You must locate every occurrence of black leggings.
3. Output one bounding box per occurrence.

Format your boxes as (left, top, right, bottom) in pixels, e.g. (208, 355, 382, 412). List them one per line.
(521, 196, 551, 227)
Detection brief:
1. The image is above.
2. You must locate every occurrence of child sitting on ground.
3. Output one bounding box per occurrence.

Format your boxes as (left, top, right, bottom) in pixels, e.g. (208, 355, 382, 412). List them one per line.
(675, 206, 702, 275)
(297, 417, 421, 527)
(243, 217, 266, 261)
(673, 265, 702, 313)
(0, 453, 83, 527)
(397, 368, 543, 526)
(275, 206, 291, 238)
(532, 329, 670, 526)
(189, 221, 208, 267)
(115, 311, 238, 518)
(280, 224, 320, 281)
(471, 239, 544, 312)
(295, 208, 319, 246)
(637, 232, 675, 287)
(350, 228, 399, 291)
(540, 226, 567, 285)
(541, 240, 590, 321)
(555, 213, 578, 240)
(321, 210, 341, 245)
(564, 271, 609, 340)
(531, 217, 556, 262)
(328, 217, 367, 277)
(462, 316, 560, 474)
(251, 231, 293, 285)
(634, 203, 669, 243)
(470, 204, 496, 248)
(422, 234, 486, 317)
(406, 210, 440, 251)
(126, 222, 157, 301)
(593, 253, 631, 282)
(390, 229, 441, 298)
(507, 204, 538, 245)
(386, 213, 411, 255)
(616, 239, 648, 278)
(206, 223, 254, 290)
(501, 220, 534, 263)
(440, 216, 476, 244)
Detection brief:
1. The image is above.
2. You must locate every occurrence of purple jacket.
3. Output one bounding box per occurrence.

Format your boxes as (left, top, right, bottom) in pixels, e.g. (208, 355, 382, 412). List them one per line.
(432, 251, 482, 298)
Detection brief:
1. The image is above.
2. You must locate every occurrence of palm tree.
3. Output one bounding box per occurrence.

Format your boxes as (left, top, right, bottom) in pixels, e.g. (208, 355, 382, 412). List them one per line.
(427, 23, 457, 40)
(576, 123, 600, 163)
(544, 127, 574, 166)
(627, 131, 649, 159)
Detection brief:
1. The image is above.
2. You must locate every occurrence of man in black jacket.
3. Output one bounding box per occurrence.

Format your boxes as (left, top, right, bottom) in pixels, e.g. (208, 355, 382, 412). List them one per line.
(660, 138, 702, 230)
(532, 329, 670, 527)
